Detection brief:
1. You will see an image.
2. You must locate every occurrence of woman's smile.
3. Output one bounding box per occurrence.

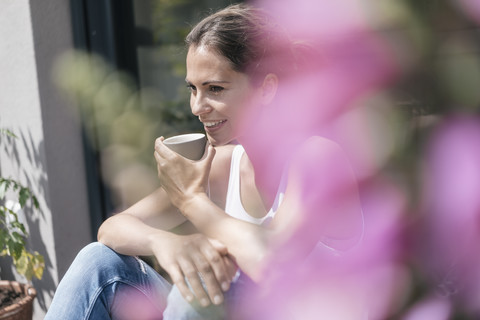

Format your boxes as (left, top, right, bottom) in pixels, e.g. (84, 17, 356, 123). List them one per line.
(186, 45, 261, 146)
(203, 119, 227, 131)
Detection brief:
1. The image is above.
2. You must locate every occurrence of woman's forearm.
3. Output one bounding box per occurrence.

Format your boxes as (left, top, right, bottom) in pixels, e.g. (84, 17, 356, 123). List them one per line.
(180, 193, 269, 281)
(98, 211, 240, 306)
(97, 186, 189, 256)
(97, 213, 171, 256)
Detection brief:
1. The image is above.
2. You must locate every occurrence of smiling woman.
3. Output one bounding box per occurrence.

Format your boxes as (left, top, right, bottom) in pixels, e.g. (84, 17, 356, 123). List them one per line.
(45, 3, 363, 320)
(185, 45, 268, 146)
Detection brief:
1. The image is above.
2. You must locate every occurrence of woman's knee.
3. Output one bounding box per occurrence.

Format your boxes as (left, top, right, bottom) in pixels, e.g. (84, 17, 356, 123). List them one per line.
(76, 242, 115, 261)
(70, 242, 139, 278)
(75, 242, 117, 265)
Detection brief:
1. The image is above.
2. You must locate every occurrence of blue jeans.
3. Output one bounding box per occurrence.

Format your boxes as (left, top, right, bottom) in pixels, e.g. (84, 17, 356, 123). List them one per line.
(44, 242, 232, 320)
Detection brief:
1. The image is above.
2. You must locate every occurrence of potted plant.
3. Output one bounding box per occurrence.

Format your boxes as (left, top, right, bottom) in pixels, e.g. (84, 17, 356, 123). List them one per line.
(0, 128, 44, 320)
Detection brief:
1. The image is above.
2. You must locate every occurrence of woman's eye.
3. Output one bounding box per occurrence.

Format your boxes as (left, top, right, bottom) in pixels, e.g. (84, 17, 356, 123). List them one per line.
(210, 86, 224, 93)
(186, 84, 196, 92)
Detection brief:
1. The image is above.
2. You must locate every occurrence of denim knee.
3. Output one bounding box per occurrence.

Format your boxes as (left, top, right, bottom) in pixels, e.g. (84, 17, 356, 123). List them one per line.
(76, 242, 126, 265)
(71, 242, 149, 282)
(46, 242, 171, 319)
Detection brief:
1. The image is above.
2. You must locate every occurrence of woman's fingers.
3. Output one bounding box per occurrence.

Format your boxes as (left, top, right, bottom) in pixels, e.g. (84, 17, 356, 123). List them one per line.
(153, 233, 231, 307)
(191, 249, 225, 305)
(165, 264, 195, 304)
(204, 239, 231, 291)
(154, 136, 165, 151)
(223, 254, 239, 281)
(201, 145, 216, 172)
(177, 237, 231, 306)
(200, 244, 231, 294)
(154, 137, 164, 157)
(154, 136, 177, 161)
(178, 257, 213, 307)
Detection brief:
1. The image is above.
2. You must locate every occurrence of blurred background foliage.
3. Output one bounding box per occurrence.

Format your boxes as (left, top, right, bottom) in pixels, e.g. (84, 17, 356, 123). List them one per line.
(53, 0, 480, 217)
(364, 1, 480, 318)
(361, 0, 480, 205)
(54, 0, 233, 209)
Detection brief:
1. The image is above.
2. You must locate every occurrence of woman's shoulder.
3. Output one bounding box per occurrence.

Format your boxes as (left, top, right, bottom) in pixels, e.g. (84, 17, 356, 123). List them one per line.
(293, 136, 344, 163)
(301, 136, 342, 151)
(211, 144, 237, 170)
(214, 143, 238, 156)
(287, 136, 352, 183)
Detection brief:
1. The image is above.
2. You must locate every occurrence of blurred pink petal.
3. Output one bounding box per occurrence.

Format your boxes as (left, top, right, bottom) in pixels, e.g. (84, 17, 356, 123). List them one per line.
(234, 175, 409, 319)
(402, 296, 452, 320)
(419, 115, 480, 311)
(235, 1, 406, 318)
(455, 0, 480, 24)
(240, 1, 397, 197)
(112, 286, 164, 319)
(255, 0, 369, 40)
(324, 98, 400, 180)
(240, 31, 396, 196)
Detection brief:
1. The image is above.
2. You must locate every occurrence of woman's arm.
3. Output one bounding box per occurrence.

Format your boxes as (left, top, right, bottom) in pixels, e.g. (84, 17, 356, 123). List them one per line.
(98, 142, 232, 251)
(97, 170, 236, 306)
(155, 137, 363, 281)
(98, 187, 186, 254)
(154, 139, 270, 280)
(179, 193, 269, 281)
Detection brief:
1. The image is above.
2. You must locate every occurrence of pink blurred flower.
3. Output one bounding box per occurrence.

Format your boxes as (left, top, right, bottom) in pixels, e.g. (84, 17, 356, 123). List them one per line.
(112, 285, 165, 319)
(402, 296, 452, 320)
(232, 175, 409, 319)
(233, 1, 408, 318)
(455, 0, 480, 24)
(419, 115, 480, 313)
(240, 1, 397, 196)
(255, 0, 369, 41)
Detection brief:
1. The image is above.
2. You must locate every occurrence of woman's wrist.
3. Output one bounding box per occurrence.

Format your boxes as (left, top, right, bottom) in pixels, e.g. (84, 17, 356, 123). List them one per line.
(166, 185, 207, 211)
(178, 192, 210, 220)
(147, 229, 170, 254)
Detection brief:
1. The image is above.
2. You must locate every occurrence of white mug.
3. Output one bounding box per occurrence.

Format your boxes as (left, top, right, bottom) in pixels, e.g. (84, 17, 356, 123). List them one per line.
(163, 133, 207, 160)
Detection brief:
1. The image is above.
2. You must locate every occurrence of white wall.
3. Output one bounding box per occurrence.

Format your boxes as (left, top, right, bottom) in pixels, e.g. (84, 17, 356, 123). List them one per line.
(0, 1, 92, 318)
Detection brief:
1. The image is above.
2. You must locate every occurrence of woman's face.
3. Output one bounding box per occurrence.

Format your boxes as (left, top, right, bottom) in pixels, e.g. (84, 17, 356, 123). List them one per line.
(186, 45, 261, 146)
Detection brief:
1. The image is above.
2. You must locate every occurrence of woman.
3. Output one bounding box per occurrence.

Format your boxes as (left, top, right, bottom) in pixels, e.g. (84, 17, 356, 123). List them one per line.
(45, 3, 362, 319)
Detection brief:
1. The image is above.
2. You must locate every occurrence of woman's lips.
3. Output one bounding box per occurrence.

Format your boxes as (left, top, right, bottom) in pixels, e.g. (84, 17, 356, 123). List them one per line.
(203, 119, 227, 132)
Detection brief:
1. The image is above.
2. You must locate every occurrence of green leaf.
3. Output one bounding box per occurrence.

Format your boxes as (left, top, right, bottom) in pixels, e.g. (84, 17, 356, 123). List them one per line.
(0, 181, 6, 199)
(6, 209, 20, 228)
(19, 187, 29, 208)
(12, 250, 44, 281)
(0, 129, 44, 281)
(0, 128, 18, 139)
(11, 180, 20, 192)
(14, 250, 29, 277)
(7, 238, 24, 259)
(32, 252, 45, 280)
(12, 231, 26, 243)
(0, 229, 8, 249)
(32, 196, 39, 209)
(0, 178, 13, 198)
(14, 222, 27, 235)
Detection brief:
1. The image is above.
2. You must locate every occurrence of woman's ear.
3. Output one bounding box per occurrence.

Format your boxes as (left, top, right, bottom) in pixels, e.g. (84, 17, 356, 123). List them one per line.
(260, 73, 278, 105)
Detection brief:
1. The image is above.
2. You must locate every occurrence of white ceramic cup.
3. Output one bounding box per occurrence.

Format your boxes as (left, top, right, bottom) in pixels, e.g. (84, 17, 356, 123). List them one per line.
(163, 133, 207, 160)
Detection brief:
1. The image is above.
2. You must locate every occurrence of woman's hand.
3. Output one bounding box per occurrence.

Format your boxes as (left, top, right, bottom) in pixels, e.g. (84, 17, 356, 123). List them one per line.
(154, 137, 216, 210)
(150, 232, 237, 307)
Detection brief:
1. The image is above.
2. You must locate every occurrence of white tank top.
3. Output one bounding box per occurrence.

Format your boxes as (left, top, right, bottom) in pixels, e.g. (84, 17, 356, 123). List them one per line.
(224, 145, 364, 260)
(224, 145, 285, 226)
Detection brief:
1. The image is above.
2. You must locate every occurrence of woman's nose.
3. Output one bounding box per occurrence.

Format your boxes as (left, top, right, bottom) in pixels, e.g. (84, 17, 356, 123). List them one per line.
(191, 94, 212, 116)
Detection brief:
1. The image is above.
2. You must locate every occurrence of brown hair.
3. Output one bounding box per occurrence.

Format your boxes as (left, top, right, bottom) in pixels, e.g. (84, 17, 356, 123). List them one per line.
(185, 3, 299, 83)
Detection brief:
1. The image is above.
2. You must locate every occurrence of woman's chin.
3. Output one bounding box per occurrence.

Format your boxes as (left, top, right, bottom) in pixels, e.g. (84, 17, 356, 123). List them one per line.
(207, 134, 238, 147)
